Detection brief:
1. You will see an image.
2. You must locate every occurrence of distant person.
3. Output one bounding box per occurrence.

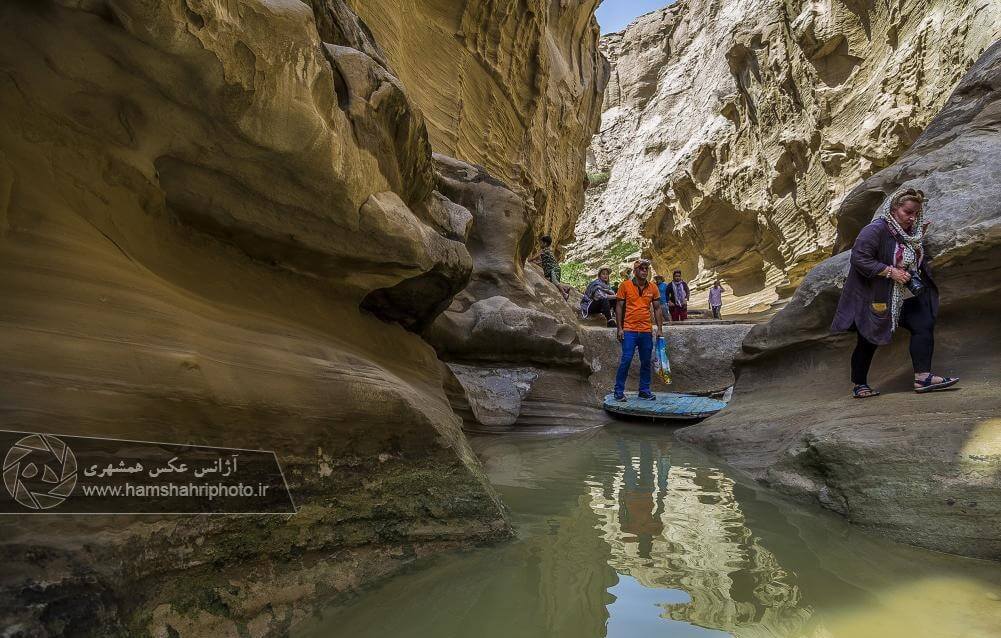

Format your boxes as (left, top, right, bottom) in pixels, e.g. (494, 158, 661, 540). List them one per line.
(666, 270, 690, 322)
(709, 280, 724, 319)
(581, 267, 617, 327)
(831, 188, 958, 398)
(613, 260, 665, 401)
(654, 275, 670, 318)
(611, 267, 631, 294)
(529, 234, 571, 301)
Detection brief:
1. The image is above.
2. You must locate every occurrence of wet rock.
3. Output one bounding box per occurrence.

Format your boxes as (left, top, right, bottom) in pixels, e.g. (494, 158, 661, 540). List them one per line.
(678, 42, 1001, 560)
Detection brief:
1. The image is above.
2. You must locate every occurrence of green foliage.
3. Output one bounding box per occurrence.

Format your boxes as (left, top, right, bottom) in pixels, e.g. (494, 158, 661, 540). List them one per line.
(586, 171, 610, 188)
(560, 241, 642, 292)
(606, 240, 640, 265)
(561, 261, 591, 291)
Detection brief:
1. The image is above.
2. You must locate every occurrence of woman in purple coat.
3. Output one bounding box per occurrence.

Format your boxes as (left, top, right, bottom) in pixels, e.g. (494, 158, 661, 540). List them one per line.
(831, 188, 959, 398)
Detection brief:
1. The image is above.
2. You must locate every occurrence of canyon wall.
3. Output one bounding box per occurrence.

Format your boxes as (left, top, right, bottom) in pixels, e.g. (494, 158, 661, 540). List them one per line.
(347, 0, 609, 248)
(427, 154, 609, 434)
(679, 41, 1001, 560)
(570, 0, 1001, 312)
(0, 0, 603, 635)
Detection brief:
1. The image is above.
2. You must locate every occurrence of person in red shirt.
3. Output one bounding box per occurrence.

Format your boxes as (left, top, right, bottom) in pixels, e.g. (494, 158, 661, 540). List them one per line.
(613, 260, 666, 401)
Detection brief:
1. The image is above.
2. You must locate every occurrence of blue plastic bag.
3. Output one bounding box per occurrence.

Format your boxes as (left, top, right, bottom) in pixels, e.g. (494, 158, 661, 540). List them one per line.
(654, 335, 672, 384)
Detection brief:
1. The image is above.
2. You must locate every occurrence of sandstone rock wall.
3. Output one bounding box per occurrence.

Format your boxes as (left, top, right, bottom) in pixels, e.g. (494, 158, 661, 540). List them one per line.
(678, 41, 1001, 560)
(0, 0, 603, 634)
(347, 0, 609, 248)
(570, 0, 1000, 313)
(426, 155, 608, 434)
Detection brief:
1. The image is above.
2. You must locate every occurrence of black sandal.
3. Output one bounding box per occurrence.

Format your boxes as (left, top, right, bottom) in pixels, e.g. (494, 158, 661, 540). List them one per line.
(852, 384, 880, 399)
(914, 374, 959, 394)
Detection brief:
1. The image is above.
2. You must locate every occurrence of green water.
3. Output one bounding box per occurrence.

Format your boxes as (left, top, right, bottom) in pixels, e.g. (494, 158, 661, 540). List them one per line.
(297, 425, 1001, 638)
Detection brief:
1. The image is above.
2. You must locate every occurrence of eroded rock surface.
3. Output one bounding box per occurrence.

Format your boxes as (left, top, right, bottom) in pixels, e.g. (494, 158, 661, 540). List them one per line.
(678, 42, 1001, 560)
(348, 0, 609, 247)
(571, 0, 1001, 313)
(427, 156, 607, 434)
(0, 0, 602, 634)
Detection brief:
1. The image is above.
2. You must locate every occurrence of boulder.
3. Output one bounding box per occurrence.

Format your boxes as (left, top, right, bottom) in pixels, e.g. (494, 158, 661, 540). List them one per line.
(581, 323, 753, 396)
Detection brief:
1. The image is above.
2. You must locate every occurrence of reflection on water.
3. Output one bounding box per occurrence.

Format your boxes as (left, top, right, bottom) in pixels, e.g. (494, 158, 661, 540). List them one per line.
(592, 441, 809, 637)
(606, 575, 730, 637)
(296, 425, 1001, 638)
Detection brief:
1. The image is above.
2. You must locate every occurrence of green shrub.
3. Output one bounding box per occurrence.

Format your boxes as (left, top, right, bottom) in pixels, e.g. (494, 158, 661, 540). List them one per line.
(560, 261, 591, 291)
(559, 242, 642, 292)
(607, 240, 640, 265)
(586, 171, 610, 188)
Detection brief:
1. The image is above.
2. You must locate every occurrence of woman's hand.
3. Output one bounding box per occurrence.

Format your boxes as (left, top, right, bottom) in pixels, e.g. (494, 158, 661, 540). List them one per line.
(888, 267, 912, 284)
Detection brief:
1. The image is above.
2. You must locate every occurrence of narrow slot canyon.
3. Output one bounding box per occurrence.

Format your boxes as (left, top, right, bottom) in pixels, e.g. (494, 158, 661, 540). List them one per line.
(0, 1, 999, 637)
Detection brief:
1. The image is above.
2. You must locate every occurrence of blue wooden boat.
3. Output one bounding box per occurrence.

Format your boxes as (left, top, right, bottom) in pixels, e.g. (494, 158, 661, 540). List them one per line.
(602, 392, 727, 421)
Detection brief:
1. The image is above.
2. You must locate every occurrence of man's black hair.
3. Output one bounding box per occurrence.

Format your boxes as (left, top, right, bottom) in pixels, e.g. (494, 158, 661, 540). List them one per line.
(673, 269, 682, 275)
(540, 235, 553, 246)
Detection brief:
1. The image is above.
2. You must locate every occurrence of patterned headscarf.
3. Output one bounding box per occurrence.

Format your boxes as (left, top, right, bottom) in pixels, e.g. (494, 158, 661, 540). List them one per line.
(878, 187, 926, 331)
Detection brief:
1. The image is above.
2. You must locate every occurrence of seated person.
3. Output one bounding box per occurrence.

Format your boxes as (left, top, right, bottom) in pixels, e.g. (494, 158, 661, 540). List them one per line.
(581, 267, 617, 326)
(529, 234, 571, 300)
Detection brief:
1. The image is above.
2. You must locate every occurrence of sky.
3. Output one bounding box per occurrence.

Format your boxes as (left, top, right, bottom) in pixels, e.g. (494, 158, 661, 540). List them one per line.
(595, 0, 676, 34)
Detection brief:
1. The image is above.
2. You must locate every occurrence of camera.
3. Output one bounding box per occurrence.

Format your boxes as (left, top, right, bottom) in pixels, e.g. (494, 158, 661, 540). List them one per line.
(905, 270, 927, 296)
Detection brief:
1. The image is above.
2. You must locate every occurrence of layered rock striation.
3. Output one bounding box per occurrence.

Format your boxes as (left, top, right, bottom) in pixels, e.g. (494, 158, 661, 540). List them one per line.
(0, 0, 604, 634)
(571, 0, 1000, 313)
(348, 0, 609, 248)
(678, 41, 1001, 560)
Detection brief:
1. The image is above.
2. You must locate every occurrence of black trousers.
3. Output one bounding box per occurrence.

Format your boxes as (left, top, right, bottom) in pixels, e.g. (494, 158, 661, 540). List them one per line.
(851, 294, 935, 384)
(587, 297, 614, 321)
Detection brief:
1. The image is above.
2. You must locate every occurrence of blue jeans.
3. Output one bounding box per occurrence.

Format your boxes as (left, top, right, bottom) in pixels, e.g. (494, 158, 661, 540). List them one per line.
(614, 331, 653, 396)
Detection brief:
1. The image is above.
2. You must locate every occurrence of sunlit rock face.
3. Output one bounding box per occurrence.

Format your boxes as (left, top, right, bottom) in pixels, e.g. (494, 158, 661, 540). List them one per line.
(570, 0, 1001, 313)
(347, 0, 609, 248)
(0, 0, 547, 634)
(678, 42, 1001, 560)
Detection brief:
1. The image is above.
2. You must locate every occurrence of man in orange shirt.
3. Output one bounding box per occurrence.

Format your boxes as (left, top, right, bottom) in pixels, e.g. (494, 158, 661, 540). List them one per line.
(613, 260, 665, 401)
